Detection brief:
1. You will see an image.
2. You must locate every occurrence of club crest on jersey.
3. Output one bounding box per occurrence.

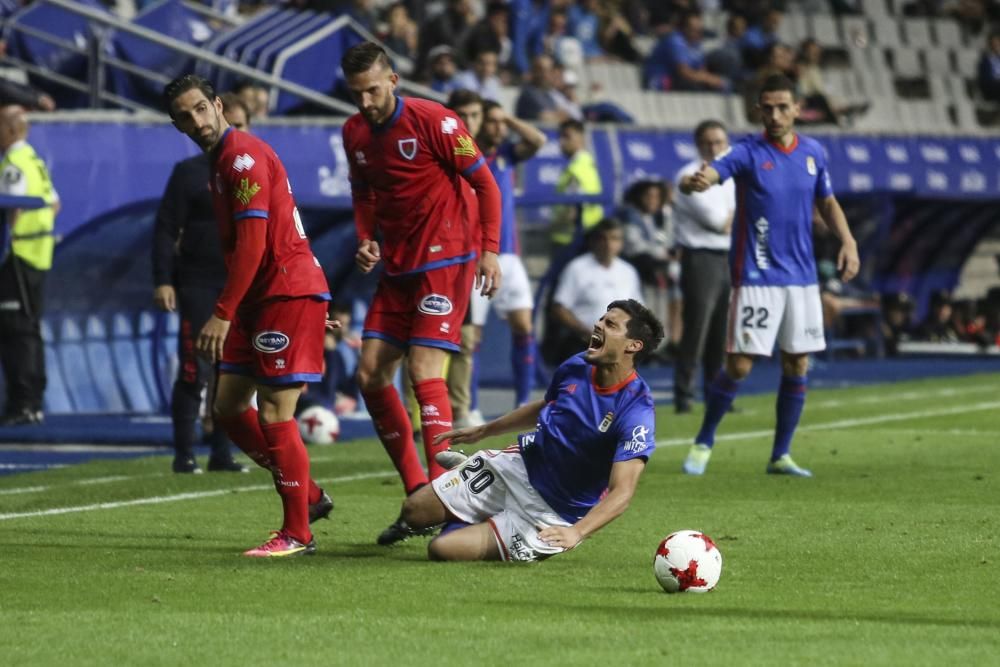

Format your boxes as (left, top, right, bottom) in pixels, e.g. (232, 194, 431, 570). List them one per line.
(418, 294, 453, 315)
(253, 331, 290, 353)
(806, 156, 817, 175)
(598, 411, 614, 432)
(232, 153, 255, 173)
(398, 138, 418, 160)
(454, 135, 477, 158)
(234, 178, 260, 205)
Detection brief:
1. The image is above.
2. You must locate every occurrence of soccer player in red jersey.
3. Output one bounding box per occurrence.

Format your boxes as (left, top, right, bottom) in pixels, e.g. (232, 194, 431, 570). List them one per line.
(340, 42, 503, 545)
(165, 75, 335, 557)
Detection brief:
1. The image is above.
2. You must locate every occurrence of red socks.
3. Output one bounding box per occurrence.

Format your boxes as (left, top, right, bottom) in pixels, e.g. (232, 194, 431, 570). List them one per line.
(362, 384, 428, 494)
(413, 378, 452, 480)
(217, 407, 323, 505)
(261, 419, 312, 543)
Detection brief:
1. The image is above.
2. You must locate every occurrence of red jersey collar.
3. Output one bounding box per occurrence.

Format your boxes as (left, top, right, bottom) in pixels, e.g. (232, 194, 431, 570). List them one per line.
(763, 131, 798, 154)
(590, 366, 637, 395)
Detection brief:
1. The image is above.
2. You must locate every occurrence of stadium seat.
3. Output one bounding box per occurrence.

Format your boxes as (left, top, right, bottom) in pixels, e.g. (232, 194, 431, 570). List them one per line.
(110, 312, 157, 413)
(870, 15, 903, 48)
(57, 316, 104, 413)
(902, 18, 933, 48)
(809, 14, 840, 49)
(954, 48, 980, 80)
(84, 315, 128, 413)
(934, 20, 962, 49)
(890, 47, 924, 79)
(778, 12, 809, 47)
(839, 16, 870, 49)
(924, 49, 953, 77)
(41, 317, 74, 414)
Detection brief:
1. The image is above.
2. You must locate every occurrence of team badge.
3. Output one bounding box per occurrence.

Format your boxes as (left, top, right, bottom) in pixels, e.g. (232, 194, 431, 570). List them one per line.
(398, 138, 418, 160)
(234, 178, 260, 205)
(232, 153, 255, 172)
(253, 331, 290, 353)
(453, 135, 477, 157)
(599, 411, 615, 433)
(806, 156, 817, 175)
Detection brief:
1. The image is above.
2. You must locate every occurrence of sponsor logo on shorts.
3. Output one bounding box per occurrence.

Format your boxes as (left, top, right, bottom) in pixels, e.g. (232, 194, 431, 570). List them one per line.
(509, 532, 533, 561)
(439, 477, 459, 492)
(275, 358, 286, 369)
(253, 331, 290, 353)
(418, 294, 453, 315)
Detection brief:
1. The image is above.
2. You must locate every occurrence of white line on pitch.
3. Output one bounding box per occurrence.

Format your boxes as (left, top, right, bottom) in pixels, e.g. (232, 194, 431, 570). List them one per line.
(0, 472, 168, 496)
(0, 470, 397, 522)
(806, 384, 1000, 410)
(655, 400, 1000, 447)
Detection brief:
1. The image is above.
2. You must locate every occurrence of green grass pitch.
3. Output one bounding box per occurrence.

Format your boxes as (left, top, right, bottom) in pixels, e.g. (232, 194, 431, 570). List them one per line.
(1, 373, 998, 666)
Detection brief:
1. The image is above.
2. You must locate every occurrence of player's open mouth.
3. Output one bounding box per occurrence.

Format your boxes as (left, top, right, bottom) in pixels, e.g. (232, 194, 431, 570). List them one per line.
(588, 332, 603, 351)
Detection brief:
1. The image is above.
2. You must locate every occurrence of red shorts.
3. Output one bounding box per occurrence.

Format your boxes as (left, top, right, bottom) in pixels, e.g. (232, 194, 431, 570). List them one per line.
(363, 261, 475, 352)
(220, 297, 327, 385)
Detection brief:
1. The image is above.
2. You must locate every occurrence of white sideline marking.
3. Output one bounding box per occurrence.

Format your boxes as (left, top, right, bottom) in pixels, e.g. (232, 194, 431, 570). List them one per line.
(0, 470, 396, 522)
(0, 473, 166, 496)
(807, 384, 1000, 410)
(0, 443, 168, 453)
(0, 463, 66, 471)
(656, 400, 1000, 447)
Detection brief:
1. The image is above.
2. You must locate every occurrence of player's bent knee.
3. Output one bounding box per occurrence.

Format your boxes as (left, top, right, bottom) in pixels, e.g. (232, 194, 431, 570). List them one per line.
(401, 485, 447, 529)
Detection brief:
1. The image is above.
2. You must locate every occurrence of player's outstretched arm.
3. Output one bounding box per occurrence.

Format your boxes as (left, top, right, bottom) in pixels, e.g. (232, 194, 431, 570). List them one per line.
(433, 399, 546, 447)
(816, 194, 859, 282)
(538, 458, 646, 550)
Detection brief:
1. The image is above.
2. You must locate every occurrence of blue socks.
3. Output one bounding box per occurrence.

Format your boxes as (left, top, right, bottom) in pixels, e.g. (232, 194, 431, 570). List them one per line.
(695, 371, 741, 447)
(772, 375, 807, 462)
(512, 334, 536, 407)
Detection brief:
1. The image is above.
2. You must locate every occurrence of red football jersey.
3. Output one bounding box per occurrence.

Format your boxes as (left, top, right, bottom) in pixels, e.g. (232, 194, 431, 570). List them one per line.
(343, 96, 498, 275)
(210, 129, 329, 311)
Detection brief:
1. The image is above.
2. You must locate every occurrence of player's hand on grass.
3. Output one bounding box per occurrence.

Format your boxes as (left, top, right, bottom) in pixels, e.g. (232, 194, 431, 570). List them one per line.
(356, 239, 381, 273)
(153, 285, 176, 312)
(538, 525, 582, 550)
(476, 251, 502, 298)
(838, 240, 860, 282)
(433, 424, 488, 446)
(197, 315, 231, 364)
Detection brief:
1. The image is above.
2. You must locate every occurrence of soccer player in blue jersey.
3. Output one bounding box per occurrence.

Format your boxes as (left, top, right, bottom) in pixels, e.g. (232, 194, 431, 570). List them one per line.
(678, 74, 860, 477)
(396, 299, 664, 562)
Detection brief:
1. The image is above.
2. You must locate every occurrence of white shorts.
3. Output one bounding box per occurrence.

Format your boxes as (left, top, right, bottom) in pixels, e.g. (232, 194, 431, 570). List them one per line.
(431, 448, 572, 562)
(726, 284, 826, 356)
(469, 253, 534, 327)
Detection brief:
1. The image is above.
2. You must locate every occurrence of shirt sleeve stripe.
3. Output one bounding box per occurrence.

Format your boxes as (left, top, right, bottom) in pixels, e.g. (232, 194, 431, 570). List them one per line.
(461, 156, 486, 177)
(232, 209, 268, 221)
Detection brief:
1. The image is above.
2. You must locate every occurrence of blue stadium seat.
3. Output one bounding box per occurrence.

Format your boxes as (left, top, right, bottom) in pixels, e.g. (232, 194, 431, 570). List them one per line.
(216, 9, 301, 92)
(196, 6, 281, 83)
(270, 22, 368, 114)
(57, 316, 103, 413)
(84, 315, 127, 412)
(110, 312, 157, 413)
(41, 317, 74, 414)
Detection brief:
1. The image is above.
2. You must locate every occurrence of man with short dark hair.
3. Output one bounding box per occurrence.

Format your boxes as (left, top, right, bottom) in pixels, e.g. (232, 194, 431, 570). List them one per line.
(163, 74, 334, 557)
(397, 299, 664, 562)
(679, 74, 860, 477)
(339, 42, 502, 545)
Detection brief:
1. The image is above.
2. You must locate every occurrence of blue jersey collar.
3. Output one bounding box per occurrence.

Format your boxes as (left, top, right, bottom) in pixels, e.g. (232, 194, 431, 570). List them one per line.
(372, 96, 405, 133)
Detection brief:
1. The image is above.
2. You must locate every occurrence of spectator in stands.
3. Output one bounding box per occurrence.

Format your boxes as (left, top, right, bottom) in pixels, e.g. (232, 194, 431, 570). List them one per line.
(796, 38, 869, 126)
(0, 78, 55, 112)
(591, 0, 642, 63)
(744, 42, 796, 123)
(569, 0, 605, 61)
(549, 218, 643, 363)
(380, 2, 419, 62)
(462, 1, 514, 77)
(915, 290, 962, 342)
(553, 64, 586, 119)
(417, 0, 478, 73)
(0, 106, 58, 426)
(617, 179, 681, 354)
(516, 54, 580, 122)
(536, 6, 586, 70)
(453, 46, 503, 102)
(644, 11, 729, 92)
(978, 29, 1000, 102)
(551, 119, 605, 256)
(672, 119, 735, 413)
(232, 80, 269, 119)
(426, 45, 460, 94)
(152, 94, 250, 473)
(881, 292, 914, 356)
(707, 13, 750, 88)
(741, 7, 782, 68)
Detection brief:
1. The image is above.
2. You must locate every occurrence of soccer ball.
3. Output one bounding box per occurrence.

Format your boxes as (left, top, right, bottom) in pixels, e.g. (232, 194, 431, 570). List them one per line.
(298, 405, 341, 445)
(653, 530, 723, 593)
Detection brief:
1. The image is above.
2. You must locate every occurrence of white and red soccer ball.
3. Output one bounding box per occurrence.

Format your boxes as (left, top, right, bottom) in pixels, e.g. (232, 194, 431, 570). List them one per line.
(653, 530, 723, 593)
(297, 405, 341, 445)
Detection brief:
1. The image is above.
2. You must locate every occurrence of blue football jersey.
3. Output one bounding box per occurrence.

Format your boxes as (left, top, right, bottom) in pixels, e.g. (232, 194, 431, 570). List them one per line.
(712, 133, 834, 287)
(486, 141, 522, 255)
(519, 353, 656, 523)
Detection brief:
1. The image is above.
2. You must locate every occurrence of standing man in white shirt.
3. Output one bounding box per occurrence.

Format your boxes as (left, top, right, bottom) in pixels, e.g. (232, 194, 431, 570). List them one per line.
(551, 218, 643, 361)
(672, 120, 735, 413)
